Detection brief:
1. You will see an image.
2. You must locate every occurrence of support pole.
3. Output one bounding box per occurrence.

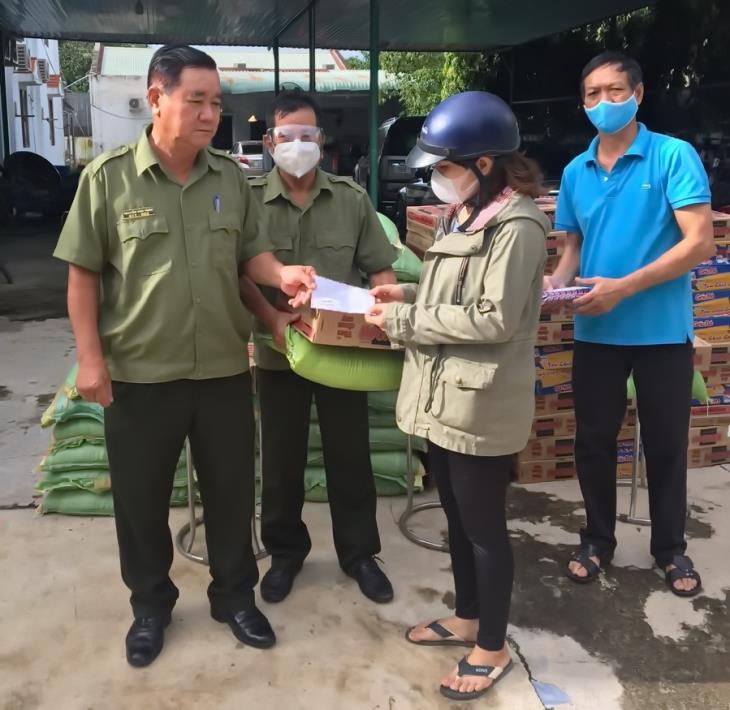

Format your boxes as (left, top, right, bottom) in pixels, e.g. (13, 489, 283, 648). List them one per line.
(309, 3, 316, 92)
(368, 0, 380, 207)
(274, 38, 280, 95)
(0, 32, 11, 160)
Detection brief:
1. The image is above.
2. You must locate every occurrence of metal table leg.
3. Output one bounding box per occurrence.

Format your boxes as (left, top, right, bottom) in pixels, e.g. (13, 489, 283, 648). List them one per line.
(397, 436, 449, 552)
(617, 413, 651, 526)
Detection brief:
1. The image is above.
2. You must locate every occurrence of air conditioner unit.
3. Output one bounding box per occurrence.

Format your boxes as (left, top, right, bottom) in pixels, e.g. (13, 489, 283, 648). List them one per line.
(128, 97, 144, 113)
(37, 59, 49, 83)
(14, 42, 30, 72)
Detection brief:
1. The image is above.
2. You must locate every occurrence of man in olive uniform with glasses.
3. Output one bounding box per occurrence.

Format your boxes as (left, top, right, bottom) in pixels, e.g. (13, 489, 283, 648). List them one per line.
(240, 92, 398, 605)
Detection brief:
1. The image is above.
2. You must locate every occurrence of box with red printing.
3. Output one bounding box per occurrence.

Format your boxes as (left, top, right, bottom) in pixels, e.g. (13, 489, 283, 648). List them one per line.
(688, 425, 730, 448)
(531, 412, 576, 438)
(517, 458, 632, 483)
(295, 309, 391, 350)
(694, 337, 730, 372)
(535, 368, 572, 396)
(687, 446, 730, 467)
(712, 211, 730, 238)
(545, 232, 567, 257)
(694, 316, 730, 343)
(535, 345, 573, 370)
(537, 321, 575, 345)
(534, 392, 575, 415)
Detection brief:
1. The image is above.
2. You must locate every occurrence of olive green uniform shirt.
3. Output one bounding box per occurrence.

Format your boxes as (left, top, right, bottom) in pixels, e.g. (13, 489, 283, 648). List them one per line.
(54, 126, 270, 383)
(249, 167, 396, 370)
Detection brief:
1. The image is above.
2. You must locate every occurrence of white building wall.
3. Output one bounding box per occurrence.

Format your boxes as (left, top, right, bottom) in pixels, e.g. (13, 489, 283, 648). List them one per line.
(4, 38, 65, 165)
(89, 75, 150, 156)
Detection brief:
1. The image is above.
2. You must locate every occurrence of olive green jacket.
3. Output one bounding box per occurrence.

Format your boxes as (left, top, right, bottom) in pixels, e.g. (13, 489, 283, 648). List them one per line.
(383, 193, 549, 456)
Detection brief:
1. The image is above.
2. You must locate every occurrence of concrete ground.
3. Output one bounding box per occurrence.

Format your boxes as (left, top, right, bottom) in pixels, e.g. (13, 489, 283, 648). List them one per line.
(1, 222, 729, 709)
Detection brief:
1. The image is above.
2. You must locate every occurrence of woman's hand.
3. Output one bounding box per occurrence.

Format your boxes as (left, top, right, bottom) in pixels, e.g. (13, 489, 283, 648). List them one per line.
(370, 284, 405, 304)
(365, 303, 391, 330)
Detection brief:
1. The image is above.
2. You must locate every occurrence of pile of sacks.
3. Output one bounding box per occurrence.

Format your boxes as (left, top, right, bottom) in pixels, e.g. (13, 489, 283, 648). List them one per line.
(37, 365, 193, 516)
(303, 390, 426, 502)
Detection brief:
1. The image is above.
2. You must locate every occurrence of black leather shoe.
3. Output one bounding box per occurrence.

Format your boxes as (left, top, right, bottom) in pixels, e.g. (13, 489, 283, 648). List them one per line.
(211, 606, 276, 649)
(125, 615, 171, 668)
(260, 566, 300, 603)
(348, 557, 394, 604)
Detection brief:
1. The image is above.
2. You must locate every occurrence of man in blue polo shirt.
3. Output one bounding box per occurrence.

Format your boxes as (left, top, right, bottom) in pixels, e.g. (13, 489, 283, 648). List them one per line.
(546, 52, 714, 597)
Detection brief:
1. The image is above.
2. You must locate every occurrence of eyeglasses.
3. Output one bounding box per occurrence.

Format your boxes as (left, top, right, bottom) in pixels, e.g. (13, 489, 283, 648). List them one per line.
(267, 125, 323, 144)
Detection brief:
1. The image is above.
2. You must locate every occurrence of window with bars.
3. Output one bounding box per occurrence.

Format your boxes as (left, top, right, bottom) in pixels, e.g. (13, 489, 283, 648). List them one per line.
(19, 89, 30, 148)
(48, 98, 55, 146)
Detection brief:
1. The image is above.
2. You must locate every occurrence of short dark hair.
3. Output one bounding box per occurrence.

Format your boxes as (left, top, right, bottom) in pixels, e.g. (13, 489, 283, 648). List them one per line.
(268, 91, 323, 127)
(580, 51, 643, 98)
(147, 44, 217, 90)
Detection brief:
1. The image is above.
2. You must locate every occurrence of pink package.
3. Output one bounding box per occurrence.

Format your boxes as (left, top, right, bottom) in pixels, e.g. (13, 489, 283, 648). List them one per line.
(541, 286, 591, 304)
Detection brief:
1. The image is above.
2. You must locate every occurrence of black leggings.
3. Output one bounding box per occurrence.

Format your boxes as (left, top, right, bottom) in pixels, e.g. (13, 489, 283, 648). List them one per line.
(429, 443, 514, 652)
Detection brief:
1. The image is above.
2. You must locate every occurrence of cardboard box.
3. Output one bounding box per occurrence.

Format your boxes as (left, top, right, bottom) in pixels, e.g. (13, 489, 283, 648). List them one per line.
(693, 296, 730, 317)
(694, 316, 730, 343)
(516, 458, 633, 483)
(521, 434, 634, 461)
(531, 412, 576, 438)
(688, 425, 730, 448)
(406, 204, 447, 239)
(545, 255, 560, 275)
(535, 368, 573, 396)
(687, 445, 730, 467)
(702, 366, 730, 386)
(712, 211, 730, 238)
(405, 230, 433, 257)
(534, 392, 575, 415)
(693, 259, 730, 292)
(295, 309, 392, 350)
(536, 321, 575, 345)
(545, 232, 567, 257)
(689, 411, 730, 428)
(694, 336, 730, 372)
(535, 345, 573, 370)
(539, 305, 576, 324)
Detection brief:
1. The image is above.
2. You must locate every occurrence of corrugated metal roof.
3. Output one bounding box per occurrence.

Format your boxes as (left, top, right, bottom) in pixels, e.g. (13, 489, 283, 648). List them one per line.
(100, 46, 343, 76)
(0, 0, 657, 52)
(220, 70, 394, 94)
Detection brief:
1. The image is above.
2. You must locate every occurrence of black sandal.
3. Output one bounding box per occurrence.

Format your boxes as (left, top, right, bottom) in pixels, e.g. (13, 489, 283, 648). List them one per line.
(439, 657, 514, 701)
(405, 620, 473, 647)
(664, 555, 702, 598)
(565, 544, 612, 584)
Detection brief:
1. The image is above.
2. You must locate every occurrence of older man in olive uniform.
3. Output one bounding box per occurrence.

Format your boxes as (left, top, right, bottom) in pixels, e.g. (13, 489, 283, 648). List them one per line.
(54, 45, 315, 668)
(240, 92, 397, 605)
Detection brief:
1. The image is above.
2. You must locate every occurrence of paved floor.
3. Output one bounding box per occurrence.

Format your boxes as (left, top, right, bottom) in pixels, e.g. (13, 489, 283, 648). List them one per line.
(1, 222, 729, 709)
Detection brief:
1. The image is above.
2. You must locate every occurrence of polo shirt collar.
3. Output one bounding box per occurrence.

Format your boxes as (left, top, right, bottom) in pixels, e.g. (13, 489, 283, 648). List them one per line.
(263, 167, 332, 205)
(134, 124, 220, 178)
(584, 123, 649, 165)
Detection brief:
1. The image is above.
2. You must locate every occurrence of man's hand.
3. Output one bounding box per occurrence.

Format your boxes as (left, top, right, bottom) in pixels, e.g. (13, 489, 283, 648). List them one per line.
(370, 284, 405, 304)
(543, 274, 566, 291)
(573, 276, 631, 315)
(280, 265, 316, 308)
(267, 310, 301, 351)
(76, 357, 113, 407)
(365, 303, 391, 330)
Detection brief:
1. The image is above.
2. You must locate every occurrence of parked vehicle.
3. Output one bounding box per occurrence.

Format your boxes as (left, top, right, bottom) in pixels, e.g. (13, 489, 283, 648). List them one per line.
(354, 116, 425, 219)
(230, 140, 266, 177)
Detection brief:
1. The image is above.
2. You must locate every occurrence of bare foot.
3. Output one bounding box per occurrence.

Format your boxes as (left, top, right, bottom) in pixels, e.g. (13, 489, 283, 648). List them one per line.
(666, 564, 699, 593)
(406, 616, 478, 643)
(441, 644, 512, 695)
(568, 556, 600, 578)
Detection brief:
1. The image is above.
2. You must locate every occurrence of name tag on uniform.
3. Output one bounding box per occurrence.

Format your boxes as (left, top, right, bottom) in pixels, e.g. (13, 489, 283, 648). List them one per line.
(121, 207, 156, 221)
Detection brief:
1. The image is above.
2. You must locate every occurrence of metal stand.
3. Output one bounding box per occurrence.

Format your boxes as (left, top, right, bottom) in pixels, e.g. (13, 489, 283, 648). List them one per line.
(397, 436, 449, 552)
(174, 374, 269, 564)
(617, 409, 651, 527)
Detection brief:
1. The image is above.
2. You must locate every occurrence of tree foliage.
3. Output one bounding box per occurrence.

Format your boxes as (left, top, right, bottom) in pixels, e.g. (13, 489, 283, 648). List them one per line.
(59, 41, 94, 92)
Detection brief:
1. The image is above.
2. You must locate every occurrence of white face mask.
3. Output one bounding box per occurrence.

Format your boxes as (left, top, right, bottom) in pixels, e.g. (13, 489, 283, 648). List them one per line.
(430, 166, 479, 204)
(271, 140, 321, 178)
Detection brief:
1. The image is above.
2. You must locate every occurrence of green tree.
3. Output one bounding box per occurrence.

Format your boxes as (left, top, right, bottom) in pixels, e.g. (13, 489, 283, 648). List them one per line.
(59, 41, 93, 92)
(343, 54, 369, 70)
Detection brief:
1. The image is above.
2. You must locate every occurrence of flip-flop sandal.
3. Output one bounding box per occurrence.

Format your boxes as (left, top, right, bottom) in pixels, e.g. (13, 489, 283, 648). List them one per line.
(565, 544, 612, 584)
(439, 657, 514, 701)
(664, 555, 702, 598)
(405, 621, 473, 647)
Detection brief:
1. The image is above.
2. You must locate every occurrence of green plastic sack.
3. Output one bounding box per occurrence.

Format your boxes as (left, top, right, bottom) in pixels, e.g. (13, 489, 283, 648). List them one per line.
(303, 464, 423, 502)
(377, 212, 422, 283)
(368, 390, 398, 412)
(40, 443, 187, 474)
(307, 423, 425, 453)
(36, 469, 111, 493)
(41, 366, 105, 428)
(282, 328, 404, 392)
(368, 410, 397, 427)
(39, 489, 116, 516)
(53, 418, 105, 442)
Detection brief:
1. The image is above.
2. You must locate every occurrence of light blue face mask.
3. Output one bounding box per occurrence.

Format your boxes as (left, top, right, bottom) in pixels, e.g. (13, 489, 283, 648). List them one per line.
(584, 94, 639, 134)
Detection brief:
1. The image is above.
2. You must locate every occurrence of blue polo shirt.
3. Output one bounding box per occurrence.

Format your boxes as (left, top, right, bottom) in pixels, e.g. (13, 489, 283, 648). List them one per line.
(555, 123, 711, 345)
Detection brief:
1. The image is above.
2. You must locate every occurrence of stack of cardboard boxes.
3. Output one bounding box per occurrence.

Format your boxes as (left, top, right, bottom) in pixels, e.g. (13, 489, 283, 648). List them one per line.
(688, 210, 730, 467)
(405, 202, 730, 483)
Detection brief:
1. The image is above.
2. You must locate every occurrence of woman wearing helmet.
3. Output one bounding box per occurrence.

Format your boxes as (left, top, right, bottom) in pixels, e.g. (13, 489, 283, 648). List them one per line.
(365, 91, 549, 701)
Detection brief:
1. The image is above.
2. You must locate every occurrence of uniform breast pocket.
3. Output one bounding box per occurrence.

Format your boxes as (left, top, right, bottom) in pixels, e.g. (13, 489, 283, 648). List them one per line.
(269, 232, 295, 263)
(432, 358, 497, 433)
(315, 232, 356, 281)
(209, 212, 240, 269)
(117, 216, 171, 277)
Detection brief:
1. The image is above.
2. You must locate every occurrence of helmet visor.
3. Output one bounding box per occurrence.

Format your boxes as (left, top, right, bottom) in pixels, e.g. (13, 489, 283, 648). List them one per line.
(406, 141, 448, 169)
